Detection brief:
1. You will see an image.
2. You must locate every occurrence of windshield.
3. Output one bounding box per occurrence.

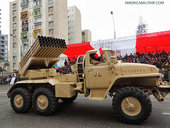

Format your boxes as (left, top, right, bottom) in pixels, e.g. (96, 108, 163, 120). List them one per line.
(107, 51, 115, 60)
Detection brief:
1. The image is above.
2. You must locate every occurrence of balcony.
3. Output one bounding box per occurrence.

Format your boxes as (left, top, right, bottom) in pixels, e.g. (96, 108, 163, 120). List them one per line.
(34, 17, 41, 23)
(21, 20, 29, 27)
(33, 3, 42, 9)
(21, 0, 29, 7)
(33, 8, 42, 17)
(22, 27, 29, 32)
(33, 0, 42, 8)
(21, 11, 29, 21)
(21, 32, 29, 41)
(33, 29, 42, 38)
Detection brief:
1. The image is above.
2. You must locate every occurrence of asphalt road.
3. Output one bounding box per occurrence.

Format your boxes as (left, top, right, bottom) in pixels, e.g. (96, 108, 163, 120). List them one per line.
(0, 85, 170, 128)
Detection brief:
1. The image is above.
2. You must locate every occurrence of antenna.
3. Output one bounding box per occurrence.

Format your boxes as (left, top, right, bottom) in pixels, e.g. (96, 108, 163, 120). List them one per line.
(136, 16, 148, 35)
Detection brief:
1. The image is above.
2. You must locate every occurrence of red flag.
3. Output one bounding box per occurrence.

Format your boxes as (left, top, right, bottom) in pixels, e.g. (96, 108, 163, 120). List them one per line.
(94, 48, 103, 58)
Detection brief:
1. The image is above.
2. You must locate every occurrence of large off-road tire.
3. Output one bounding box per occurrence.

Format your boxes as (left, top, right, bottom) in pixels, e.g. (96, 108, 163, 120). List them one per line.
(112, 87, 152, 124)
(61, 93, 78, 104)
(10, 88, 32, 113)
(32, 88, 58, 116)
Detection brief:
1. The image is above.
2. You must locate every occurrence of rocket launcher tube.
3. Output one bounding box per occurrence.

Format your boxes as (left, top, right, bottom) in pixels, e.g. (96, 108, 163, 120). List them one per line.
(19, 36, 67, 76)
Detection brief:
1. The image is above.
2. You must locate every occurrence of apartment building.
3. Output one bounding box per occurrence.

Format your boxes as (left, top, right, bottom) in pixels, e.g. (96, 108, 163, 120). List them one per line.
(82, 29, 92, 43)
(10, 0, 68, 72)
(0, 9, 1, 33)
(68, 6, 82, 44)
(0, 34, 8, 62)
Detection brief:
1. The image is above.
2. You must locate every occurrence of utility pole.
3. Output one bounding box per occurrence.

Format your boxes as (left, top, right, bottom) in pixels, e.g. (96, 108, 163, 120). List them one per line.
(111, 11, 116, 39)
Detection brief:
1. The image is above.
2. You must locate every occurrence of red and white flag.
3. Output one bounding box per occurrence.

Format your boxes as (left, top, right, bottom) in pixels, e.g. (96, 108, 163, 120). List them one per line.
(94, 48, 103, 58)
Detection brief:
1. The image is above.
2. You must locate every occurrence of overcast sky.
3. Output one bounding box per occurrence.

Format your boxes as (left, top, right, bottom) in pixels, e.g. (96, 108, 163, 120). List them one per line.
(0, 0, 170, 41)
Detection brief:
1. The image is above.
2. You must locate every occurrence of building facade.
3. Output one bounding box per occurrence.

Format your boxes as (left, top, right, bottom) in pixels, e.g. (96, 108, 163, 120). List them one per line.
(0, 8, 1, 33)
(9, 0, 68, 72)
(68, 6, 82, 44)
(82, 29, 91, 43)
(0, 8, 8, 63)
(0, 34, 8, 62)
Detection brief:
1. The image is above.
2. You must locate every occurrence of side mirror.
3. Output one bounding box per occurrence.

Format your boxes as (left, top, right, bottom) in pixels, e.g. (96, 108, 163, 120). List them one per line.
(110, 56, 117, 64)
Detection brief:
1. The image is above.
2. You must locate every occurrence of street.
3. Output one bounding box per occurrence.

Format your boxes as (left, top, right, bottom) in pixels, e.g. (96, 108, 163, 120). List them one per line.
(0, 85, 170, 128)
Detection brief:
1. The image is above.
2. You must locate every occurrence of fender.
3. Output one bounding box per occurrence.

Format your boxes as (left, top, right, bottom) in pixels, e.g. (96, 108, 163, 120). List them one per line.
(7, 78, 59, 98)
(103, 73, 162, 98)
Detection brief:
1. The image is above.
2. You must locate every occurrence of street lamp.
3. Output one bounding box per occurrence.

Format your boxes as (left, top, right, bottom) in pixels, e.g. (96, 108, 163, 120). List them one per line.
(110, 11, 116, 39)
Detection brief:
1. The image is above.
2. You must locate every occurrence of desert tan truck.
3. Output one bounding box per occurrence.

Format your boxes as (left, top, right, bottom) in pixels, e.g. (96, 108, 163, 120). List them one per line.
(7, 36, 170, 124)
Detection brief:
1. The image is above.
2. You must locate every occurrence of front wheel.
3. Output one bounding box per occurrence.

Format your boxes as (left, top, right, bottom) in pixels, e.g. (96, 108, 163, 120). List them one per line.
(112, 87, 152, 124)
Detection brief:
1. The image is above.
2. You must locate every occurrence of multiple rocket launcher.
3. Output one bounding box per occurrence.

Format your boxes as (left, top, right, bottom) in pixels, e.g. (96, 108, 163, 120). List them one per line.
(20, 36, 67, 76)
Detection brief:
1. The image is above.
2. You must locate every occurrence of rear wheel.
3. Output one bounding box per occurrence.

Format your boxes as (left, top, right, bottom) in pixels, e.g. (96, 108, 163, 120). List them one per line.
(10, 88, 32, 113)
(33, 88, 58, 116)
(61, 93, 77, 103)
(112, 87, 152, 124)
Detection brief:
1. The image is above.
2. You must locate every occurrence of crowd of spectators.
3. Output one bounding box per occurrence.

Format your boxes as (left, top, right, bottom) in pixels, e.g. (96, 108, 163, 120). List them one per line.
(0, 72, 20, 85)
(117, 50, 170, 81)
(56, 57, 77, 74)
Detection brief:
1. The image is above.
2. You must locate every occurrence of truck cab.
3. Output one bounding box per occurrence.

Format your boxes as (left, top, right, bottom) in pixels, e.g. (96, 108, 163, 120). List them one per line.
(76, 49, 170, 101)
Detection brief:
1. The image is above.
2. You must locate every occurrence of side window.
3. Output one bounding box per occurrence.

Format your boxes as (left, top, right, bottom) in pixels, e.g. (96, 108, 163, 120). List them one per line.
(90, 53, 106, 65)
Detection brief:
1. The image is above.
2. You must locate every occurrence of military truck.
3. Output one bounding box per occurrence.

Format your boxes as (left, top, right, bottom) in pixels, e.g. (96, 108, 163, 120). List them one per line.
(7, 36, 170, 124)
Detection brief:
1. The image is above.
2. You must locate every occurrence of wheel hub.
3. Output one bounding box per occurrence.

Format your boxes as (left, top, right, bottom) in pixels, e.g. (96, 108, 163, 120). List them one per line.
(14, 94, 23, 108)
(37, 95, 49, 110)
(121, 97, 141, 116)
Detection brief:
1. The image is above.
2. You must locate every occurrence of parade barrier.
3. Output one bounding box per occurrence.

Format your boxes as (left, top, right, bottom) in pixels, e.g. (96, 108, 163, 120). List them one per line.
(20, 36, 67, 76)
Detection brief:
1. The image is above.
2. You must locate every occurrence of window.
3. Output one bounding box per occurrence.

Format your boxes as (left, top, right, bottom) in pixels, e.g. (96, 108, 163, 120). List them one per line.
(22, 20, 28, 26)
(13, 10, 17, 15)
(22, 27, 28, 32)
(48, 6, 53, 13)
(90, 53, 106, 64)
(13, 23, 16, 28)
(49, 14, 53, 20)
(21, 11, 29, 20)
(22, 7, 28, 11)
(33, 8, 41, 17)
(13, 42, 17, 48)
(12, 49, 16, 55)
(13, 63, 16, 68)
(49, 21, 54, 28)
(49, 29, 54, 35)
(21, 32, 28, 40)
(13, 56, 17, 61)
(21, 0, 28, 3)
(35, 31, 41, 36)
(48, 0, 53, 5)
(34, 0, 41, 6)
(13, 4, 16, 9)
(33, 29, 42, 38)
(13, 16, 16, 22)
(35, 9, 40, 15)
(13, 36, 16, 41)
(35, 17, 41, 22)
(35, 24, 41, 29)
(13, 30, 16, 35)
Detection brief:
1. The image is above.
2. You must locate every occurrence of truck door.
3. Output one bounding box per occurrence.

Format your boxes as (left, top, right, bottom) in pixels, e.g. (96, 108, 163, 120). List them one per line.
(85, 52, 111, 89)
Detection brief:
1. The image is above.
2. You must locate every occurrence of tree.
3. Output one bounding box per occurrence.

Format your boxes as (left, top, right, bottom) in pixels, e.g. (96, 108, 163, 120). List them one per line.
(4, 62, 9, 67)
